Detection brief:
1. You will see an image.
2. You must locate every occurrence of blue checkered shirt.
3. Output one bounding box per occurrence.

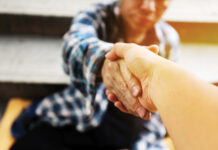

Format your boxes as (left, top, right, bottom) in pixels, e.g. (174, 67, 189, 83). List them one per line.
(12, 1, 180, 150)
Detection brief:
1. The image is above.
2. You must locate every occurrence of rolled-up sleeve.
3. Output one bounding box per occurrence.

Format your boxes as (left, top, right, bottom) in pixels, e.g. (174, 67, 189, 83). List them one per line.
(62, 7, 113, 103)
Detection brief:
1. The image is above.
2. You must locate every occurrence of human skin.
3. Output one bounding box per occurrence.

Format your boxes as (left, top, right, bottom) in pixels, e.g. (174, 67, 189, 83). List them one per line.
(102, 59, 150, 119)
(106, 43, 218, 150)
(102, 45, 159, 118)
(120, 0, 172, 44)
(101, 0, 172, 118)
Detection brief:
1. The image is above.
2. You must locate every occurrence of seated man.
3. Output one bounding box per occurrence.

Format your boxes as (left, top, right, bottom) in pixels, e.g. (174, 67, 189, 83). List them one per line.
(11, 0, 180, 149)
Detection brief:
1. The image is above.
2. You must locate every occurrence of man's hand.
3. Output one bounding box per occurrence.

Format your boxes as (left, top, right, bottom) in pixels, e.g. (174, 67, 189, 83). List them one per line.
(105, 43, 160, 113)
(102, 59, 151, 119)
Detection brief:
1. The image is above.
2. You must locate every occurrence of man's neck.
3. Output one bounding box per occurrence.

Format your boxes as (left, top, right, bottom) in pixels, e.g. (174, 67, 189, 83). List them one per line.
(123, 21, 149, 45)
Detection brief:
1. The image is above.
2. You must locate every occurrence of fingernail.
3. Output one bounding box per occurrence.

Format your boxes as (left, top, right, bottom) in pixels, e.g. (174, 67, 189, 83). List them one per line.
(137, 107, 146, 118)
(132, 86, 139, 97)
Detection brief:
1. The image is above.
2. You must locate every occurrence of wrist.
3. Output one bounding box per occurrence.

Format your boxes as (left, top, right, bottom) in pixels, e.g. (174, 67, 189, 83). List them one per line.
(149, 59, 177, 110)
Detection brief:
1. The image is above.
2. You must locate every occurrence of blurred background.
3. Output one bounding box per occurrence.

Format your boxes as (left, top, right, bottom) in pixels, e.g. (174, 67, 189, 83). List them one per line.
(0, 0, 217, 120)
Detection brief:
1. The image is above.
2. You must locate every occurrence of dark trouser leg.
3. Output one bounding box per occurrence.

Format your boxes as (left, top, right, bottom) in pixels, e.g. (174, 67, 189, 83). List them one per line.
(11, 103, 145, 150)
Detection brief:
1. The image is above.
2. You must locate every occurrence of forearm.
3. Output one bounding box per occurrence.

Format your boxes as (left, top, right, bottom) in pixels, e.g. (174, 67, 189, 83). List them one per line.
(106, 43, 218, 149)
(150, 60, 218, 150)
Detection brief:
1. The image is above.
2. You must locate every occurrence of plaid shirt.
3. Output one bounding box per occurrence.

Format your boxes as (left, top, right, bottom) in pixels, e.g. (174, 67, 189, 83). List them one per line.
(12, 1, 180, 150)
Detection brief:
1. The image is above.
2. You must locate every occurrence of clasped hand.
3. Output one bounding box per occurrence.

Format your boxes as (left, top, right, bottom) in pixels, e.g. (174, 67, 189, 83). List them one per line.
(102, 43, 159, 120)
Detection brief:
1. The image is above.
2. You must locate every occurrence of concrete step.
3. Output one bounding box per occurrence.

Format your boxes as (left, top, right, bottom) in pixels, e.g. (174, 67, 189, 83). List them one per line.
(0, 14, 71, 36)
(0, 35, 217, 98)
(178, 43, 218, 83)
(0, 0, 218, 43)
(0, 0, 110, 36)
(0, 36, 69, 84)
(0, 35, 68, 98)
(0, 0, 217, 22)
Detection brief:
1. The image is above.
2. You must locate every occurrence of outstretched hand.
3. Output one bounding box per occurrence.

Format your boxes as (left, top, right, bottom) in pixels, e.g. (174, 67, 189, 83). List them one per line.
(102, 59, 151, 119)
(105, 43, 160, 117)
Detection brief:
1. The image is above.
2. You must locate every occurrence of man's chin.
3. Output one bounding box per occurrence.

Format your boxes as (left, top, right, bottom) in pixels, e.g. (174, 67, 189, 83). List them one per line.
(134, 24, 152, 32)
(132, 20, 153, 30)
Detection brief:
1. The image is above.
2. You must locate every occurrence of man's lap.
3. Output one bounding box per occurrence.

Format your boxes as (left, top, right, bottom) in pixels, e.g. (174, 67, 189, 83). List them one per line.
(11, 103, 145, 150)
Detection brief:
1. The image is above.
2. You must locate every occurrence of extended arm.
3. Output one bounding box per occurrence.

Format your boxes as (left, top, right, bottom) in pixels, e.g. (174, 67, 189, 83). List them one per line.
(63, 5, 144, 117)
(106, 43, 218, 150)
(62, 8, 113, 97)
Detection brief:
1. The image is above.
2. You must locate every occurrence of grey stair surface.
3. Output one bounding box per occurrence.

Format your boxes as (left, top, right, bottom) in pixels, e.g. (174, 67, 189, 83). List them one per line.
(178, 43, 218, 83)
(0, 0, 218, 22)
(0, 35, 69, 98)
(0, 0, 218, 98)
(0, 0, 218, 121)
(1, 0, 218, 43)
(0, 35, 218, 85)
(0, 35, 69, 84)
(0, 14, 71, 36)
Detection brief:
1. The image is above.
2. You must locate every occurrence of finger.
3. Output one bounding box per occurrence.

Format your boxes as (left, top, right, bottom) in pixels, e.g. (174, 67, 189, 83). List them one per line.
(136, 107, 146, 118)
(106, 89, 115, 96)
(106, 90, 118, 103)
(105, 50, 119, 60)
(107, 94, 118, 103)
(138, 93, 157, 112)
(145, 112, 151, 120)
(147, 45, 159, 54)
(114, 101, 129, 113)
(105, 89, 110, 95)
(107, 95, 114, 103)
(105, 43, 132, 60)
(136, 108, 151, 120)
(108, 93, 118, 103)
(119, 61, 142, 97)
(106, 89, 115, 97)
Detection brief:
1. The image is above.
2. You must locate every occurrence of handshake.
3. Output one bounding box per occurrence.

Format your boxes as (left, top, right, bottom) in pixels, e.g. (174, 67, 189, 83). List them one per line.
(101, 43, 218, 150)
(102, 43, 159, 120)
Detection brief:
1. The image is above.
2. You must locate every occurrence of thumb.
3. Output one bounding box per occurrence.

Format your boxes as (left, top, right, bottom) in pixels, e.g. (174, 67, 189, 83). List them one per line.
(143, 45, 159, 54)
(138, 92, 157, 112)
(105, 43, 132, 61)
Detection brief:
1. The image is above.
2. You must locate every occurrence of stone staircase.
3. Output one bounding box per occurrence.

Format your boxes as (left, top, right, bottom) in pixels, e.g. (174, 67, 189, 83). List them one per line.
(0, 0, 218, 116)
(0, 1, 218, 150)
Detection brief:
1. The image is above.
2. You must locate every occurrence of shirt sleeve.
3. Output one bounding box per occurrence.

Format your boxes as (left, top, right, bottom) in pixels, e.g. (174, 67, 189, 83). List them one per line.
(158, 21, 180, 63)
(34, 6, 114, 130)
(62, 5, 113, 103)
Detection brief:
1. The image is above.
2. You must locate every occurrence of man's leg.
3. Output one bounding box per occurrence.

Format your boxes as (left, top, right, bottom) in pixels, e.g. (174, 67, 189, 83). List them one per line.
(11, 123, 70, 150)
(11, 123, 101, 150)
